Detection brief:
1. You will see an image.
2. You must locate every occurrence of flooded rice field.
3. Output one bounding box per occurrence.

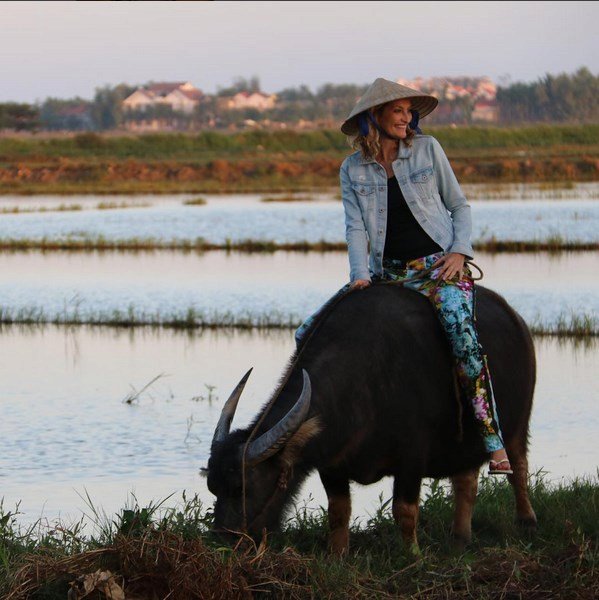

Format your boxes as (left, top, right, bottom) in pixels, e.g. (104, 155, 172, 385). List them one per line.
(0, 189, 598, 244)
(0, 250, 597, 330)
(0, 326, 597, 526)
(0, 185, 597, 527)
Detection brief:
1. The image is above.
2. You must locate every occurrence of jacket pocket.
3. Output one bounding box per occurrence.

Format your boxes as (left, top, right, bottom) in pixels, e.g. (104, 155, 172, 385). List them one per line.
(351, 182, 376, 214)
(351, 182, 376, 196)
(409, 165, 435, 200)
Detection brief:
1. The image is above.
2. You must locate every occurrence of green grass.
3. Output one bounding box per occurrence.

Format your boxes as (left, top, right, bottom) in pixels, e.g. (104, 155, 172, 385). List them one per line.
(1, 475, 597, 598)
(0, 126, 597, 195)
(1, 126, 599, 160)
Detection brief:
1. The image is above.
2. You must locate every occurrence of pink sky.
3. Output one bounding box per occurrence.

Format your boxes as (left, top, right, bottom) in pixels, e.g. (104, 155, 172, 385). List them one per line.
(1, 1, 597, 103)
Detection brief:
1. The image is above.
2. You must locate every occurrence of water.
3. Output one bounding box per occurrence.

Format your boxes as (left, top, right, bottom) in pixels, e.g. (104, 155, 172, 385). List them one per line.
(0, 326, 597, 526)
(0, 192, 598, 244)
(0, 250, 597, 330)
(0, 186, 597, 528)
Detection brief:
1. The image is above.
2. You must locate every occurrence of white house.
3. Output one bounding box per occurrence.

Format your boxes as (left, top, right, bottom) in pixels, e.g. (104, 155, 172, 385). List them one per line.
(225, 91, 277, 111)
(122, 82, 203, 114)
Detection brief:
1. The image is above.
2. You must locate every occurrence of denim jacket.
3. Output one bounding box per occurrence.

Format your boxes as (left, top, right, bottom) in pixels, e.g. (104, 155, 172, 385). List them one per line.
(340, 134, 474, 282)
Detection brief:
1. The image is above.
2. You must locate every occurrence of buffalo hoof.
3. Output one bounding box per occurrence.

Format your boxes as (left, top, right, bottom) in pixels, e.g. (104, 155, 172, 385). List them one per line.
(516, 516, 538, 531)
(450, 530, 471, 551)
(407, 541, 421, 557)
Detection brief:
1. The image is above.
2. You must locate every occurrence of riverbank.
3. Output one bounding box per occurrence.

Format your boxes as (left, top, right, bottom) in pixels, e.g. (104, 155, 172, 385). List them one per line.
(0, 125, 597, 194)
(1, 476, 597, 599)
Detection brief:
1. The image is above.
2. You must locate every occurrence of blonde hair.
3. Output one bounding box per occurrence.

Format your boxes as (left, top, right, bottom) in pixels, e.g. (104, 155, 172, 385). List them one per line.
(348, 102, 415, 161)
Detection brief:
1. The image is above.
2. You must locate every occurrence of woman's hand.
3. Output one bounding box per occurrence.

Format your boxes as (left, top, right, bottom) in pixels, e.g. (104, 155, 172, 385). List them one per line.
(432, 253, 466, 281)
(350, 279, 371, 290)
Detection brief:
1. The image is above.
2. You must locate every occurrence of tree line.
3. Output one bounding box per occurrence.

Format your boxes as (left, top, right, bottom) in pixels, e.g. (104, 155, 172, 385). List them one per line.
(1, 67, 596, 132)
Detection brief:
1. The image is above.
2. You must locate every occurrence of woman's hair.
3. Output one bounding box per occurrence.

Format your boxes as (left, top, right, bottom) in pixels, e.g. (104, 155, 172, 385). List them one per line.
(348, 102, 415, 160)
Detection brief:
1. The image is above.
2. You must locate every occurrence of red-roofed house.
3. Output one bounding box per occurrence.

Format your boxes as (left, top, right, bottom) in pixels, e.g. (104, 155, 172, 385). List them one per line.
(122, 82, 203, 114)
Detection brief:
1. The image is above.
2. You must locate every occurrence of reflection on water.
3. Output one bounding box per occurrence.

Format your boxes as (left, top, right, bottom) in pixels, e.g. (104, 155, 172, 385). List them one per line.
(0, 251, 597, 329)
(0, 194, 598, 245)
(0, 326, 597, 524)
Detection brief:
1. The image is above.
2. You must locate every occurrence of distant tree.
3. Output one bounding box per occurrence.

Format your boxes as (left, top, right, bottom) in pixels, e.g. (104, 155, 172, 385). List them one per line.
(91, 83, 137, 130)
(497, 67, 599, 124)
(497, 82, 539, 123)
(0, 102, 39, 131)
(277, 85, 314, 102)
(39, 97, 94, 131)
(314, 83, 369, 120)
(216, 76, 261, 97)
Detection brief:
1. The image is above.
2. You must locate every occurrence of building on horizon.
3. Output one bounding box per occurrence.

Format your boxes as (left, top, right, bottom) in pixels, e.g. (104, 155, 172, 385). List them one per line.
(122, 82, 203, 115)
(217, 91, 277, 112)
(396, 76, 498, 123)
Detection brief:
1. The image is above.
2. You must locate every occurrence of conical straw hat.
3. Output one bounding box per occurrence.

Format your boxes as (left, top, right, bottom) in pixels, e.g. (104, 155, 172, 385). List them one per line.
(341, 77, 438, 135)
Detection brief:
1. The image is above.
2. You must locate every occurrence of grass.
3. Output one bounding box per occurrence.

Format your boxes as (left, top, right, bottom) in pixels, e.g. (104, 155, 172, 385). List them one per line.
(0, 236, 596, 253)
(0, 305, 596, 337)
(530, 312, 599, 338)
(0, 201, 149, 214)
(261, 194, 315, 202)
(0, 203, 83, 214)
(1, 125, 598, 159)
(95, 200, 150, 210)
(182, 196, 207, 205)
(0, 126, 597, 195)
(463, 180, 599, 200)
(0, 474, 597, 598)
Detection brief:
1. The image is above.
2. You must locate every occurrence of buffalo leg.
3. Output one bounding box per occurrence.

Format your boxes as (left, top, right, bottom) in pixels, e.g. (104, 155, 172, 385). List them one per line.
(506, 447, 537, 527)
(451, 468, 479, 544)
(392, 476, 422, 550)
(319, 472, 351, 555)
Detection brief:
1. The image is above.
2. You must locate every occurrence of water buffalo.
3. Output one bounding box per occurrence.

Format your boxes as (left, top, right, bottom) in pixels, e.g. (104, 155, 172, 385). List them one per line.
(207, 283, 537, 554)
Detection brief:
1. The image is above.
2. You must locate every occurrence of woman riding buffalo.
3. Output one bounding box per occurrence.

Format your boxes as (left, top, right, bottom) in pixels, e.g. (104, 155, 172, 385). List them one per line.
(297, 77, 512, 475)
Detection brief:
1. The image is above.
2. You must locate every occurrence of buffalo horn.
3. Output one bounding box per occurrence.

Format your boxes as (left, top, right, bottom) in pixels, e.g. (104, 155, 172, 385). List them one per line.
(246, 369, 311, 464)
(211, 367, 253, 445)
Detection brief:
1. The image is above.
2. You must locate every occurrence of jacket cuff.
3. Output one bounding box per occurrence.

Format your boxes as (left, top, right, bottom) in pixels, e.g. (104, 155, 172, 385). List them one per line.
(448, 242, 474, 260)
(350, 271, 372, 282)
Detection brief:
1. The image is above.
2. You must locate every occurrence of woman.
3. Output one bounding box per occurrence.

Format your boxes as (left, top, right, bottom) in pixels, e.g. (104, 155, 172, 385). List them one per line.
(298, 77, 511, 475)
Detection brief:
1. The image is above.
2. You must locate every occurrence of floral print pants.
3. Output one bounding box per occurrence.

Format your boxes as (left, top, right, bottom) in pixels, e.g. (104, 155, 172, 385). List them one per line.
(295, 251, 505, 452)
(381, 252, 504, 452)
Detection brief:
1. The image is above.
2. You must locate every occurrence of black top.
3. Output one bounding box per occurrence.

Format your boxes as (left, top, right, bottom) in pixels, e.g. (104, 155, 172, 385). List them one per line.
(383, 176, 443, 261)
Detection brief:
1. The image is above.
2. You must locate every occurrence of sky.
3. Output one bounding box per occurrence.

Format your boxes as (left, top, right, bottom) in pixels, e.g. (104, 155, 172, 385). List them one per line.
(1, 1, 597, 104)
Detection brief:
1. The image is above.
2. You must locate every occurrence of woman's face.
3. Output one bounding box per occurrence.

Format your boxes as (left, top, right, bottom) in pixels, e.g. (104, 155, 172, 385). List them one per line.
(377, 99, 412, 139)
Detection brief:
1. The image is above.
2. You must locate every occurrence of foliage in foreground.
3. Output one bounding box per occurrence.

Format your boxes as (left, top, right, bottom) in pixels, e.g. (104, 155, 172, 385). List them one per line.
(0, 475, 597, 598)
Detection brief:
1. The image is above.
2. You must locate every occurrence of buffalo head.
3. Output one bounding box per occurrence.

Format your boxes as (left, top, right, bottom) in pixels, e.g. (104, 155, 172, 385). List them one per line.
(206, 368, 320, 541)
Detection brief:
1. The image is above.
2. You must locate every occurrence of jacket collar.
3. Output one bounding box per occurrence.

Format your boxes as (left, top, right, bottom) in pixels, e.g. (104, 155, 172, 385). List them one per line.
(359, 143, 412, 164)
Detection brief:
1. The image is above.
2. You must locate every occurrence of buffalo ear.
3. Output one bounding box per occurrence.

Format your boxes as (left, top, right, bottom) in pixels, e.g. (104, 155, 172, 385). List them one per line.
(279, 417, 322, 468)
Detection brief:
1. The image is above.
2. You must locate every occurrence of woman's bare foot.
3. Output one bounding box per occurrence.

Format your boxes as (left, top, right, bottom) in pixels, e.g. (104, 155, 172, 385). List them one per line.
(489, 449, 513, 475)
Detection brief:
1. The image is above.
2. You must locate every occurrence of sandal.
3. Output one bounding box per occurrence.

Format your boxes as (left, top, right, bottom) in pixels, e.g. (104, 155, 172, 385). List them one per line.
(489, 458, 513, 475)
